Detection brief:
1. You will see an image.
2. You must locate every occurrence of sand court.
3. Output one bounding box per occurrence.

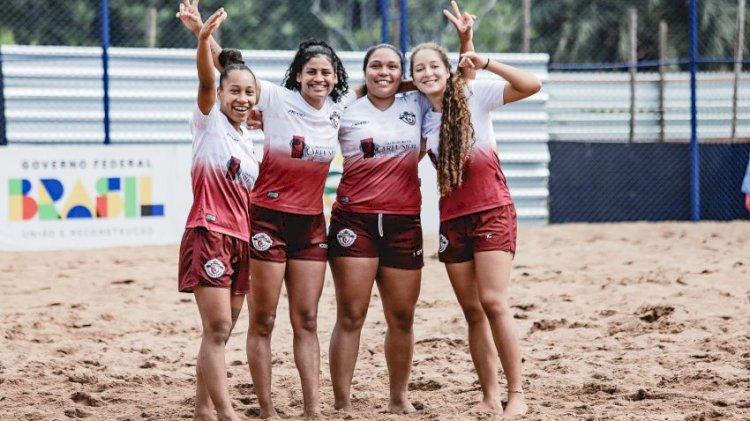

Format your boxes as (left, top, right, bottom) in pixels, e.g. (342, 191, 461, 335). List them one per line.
(1, 221, 748, 420)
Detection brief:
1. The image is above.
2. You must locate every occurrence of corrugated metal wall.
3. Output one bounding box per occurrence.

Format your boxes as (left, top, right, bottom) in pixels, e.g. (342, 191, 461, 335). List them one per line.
(1, 45, 549, 223)
(547, 72, 750, 142)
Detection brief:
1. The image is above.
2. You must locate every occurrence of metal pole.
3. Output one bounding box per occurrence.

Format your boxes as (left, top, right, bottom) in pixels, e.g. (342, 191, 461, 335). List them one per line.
(689, 0, 700, 221)
(628, 7, 637, 143)
(0, 48, 6, 146)
(101, 0, 111, 145)
(380, 0, 390, 44)
(522, 0, 531, 53)
(659, 21, 667, 143)
(731, 0, 746, 142)
(399, 0, 408, 56)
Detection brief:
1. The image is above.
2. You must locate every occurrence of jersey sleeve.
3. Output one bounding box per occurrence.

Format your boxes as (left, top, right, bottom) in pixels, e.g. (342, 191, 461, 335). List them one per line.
(189, 103, 219, 147)
(469, 79, 507, 112)
(256, 80, 284, 113)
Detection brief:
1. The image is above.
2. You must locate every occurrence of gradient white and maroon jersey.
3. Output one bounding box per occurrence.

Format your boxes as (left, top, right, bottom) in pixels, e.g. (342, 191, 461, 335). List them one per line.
(185, 104, 259, 240)
(335, 92, 430, 214)
(423, 80, 513, 222)
(251, 80, 354, 215)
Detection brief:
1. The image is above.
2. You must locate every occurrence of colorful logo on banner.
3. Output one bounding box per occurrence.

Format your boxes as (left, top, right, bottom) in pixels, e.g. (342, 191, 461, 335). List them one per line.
(8, 177, 165, 221)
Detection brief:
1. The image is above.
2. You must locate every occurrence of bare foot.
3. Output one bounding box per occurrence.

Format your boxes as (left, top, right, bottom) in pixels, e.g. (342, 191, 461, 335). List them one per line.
(503, 392, 528, 419)
(193, 410, 218, 421)
(388, 401, 416, 414)
(302, 408, 322, 420)
(461, 401, 504, 420)
(216, 410, 242, 421)
(258, 409, 280, 420)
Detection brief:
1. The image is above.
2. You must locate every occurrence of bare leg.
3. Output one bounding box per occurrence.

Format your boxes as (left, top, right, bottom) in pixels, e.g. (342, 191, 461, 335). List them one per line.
(329, 257, 378, 412)
(285, 259, 327, 419)
(247, 258, 286, 419)
(474, 251, 527, 418)
(193, 286, 241, 421)
(445, 261, 503, 414)
(376, 266, 421, 414)
(195, 295, 244, 421)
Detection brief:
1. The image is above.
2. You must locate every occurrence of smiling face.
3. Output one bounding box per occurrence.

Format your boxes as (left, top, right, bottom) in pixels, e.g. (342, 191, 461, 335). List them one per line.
(364, 47, 402, 102)
(218, 69, 257, 130)
(410, 47, 451, 99)
(296, 55, 338, 109)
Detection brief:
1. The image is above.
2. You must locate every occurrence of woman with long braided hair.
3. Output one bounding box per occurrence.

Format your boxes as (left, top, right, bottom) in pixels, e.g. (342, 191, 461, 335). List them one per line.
(410, 41, 541, 418)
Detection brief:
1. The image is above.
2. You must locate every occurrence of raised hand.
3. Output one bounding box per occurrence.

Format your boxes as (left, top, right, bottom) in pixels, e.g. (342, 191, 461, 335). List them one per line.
(199, 8, 227, 41)
(443, 1, 476, 44)
(458, 50, 484, 70)
(176, 0, 204, 35)
(247, 110, 264, 131)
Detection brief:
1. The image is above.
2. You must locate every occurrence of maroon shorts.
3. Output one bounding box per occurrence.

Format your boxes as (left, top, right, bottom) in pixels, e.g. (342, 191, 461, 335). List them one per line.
(438, 205, 517, 263)
(178, 227, 250, 295)
(327, 208, 424, 270)
(249, 205, 328, 262)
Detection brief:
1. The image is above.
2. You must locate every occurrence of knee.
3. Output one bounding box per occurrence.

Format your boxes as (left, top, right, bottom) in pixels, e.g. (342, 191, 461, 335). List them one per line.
(479, 296, 511, 320)
(292, 310, 318, 333)
(251, 312, 276, 336)
(386, 309, 414, 332)
(461, 305, 487, 326)
(203, 318, 233, 345)
(338, 308, 367, 332)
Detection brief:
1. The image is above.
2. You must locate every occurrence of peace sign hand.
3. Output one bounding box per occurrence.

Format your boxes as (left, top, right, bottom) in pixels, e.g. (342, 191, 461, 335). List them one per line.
(176, 0, 204, 35)
(199, 8, 227, 41)
(443, 1, 476, 43)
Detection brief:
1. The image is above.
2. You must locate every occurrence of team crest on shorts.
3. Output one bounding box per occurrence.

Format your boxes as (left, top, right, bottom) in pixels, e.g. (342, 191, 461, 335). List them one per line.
(439, 234, 449, 253)
(252, 233, 273, 251)
(336, 229, 357, 248)
(204, 258, 226, 279)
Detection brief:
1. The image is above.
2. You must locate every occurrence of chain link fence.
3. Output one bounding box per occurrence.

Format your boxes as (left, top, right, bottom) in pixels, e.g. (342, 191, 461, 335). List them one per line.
(1, 0, 748, 221)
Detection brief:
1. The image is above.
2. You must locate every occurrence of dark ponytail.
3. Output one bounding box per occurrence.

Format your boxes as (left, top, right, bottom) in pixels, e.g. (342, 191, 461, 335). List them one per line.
(218, 48, 255, 87)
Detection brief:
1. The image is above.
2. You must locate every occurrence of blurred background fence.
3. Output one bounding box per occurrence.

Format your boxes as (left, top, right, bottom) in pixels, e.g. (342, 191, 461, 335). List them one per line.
(1, 0, 749, 223)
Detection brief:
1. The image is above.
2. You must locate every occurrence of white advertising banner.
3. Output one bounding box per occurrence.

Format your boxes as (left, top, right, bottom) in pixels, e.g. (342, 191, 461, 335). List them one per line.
(0, 145, 193, 251)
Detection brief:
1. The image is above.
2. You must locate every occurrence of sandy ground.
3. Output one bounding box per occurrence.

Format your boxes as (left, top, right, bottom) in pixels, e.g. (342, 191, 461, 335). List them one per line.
(1, 221, 749, 420)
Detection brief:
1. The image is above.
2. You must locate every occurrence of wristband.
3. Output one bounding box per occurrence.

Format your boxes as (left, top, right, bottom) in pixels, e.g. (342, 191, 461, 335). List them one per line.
(482, 58, 491, 70)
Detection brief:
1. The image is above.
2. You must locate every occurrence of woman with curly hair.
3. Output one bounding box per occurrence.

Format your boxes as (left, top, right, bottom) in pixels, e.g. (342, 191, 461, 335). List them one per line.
(410, 41, 541, 418)
(177, 1, 354, 418)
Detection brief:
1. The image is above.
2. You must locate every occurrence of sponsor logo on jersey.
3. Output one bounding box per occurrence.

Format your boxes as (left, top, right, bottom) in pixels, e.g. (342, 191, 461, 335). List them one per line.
(288, 135, 335, 162)
(252, 233, 273, 251)
(336, 229, 357, 248)
(266, 191, 279, 199)
(205, 213, 217, 222)
(359, 139, 418, 159)
(319, 243, 328, 249)
(225, 156, 241, 181)
(204, 258, 226, 279)
(290, 136, 307, 159)
(339, 196, 350, 204)
(352, 120, 369, 127)
(439, 234, 449, 253)
(329, 111, 341, 129)
(360, 138, 375, 159)
(288, 109, 306, 118)
(413, 248, 423, 256)
(399, 111, 416, 125)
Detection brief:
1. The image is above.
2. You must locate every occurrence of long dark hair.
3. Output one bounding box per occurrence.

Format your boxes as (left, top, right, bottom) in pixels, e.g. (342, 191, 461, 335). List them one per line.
(282, 39, 349, 102)
(410, 42, 475, 196)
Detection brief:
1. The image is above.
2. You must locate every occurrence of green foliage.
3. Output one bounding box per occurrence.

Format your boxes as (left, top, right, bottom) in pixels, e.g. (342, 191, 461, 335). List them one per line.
(0, 0, 747, 67)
